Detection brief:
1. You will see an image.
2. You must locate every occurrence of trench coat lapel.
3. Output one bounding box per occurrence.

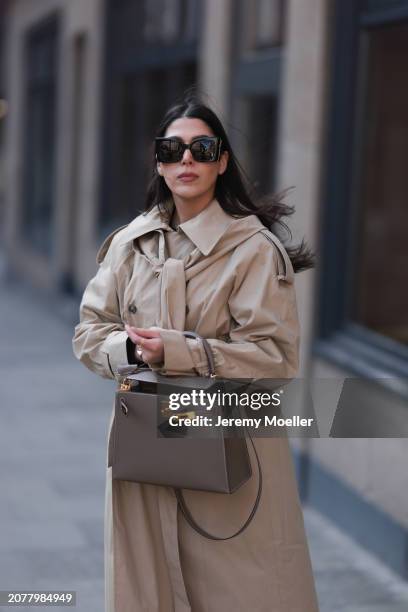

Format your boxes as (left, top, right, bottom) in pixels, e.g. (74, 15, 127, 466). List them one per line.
(117, 197, 263, 257)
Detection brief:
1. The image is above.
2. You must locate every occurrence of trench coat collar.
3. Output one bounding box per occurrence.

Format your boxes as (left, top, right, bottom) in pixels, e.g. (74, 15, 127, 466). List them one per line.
(118, 198, 236, 256)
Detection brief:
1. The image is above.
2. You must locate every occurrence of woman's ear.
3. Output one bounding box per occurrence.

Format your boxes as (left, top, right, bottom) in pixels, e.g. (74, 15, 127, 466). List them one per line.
(157, 163, 163, 176)
(218, 150, 229, 175)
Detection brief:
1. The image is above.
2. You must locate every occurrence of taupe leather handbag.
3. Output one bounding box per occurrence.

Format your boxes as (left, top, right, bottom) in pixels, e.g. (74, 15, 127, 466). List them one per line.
(108, 331, 262, 540)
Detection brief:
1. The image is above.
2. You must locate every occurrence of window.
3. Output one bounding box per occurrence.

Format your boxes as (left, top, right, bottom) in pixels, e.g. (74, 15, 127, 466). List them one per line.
(62, 33, 87, 296)
(238, 0, 285, 52)
(351, 22, 408, 346)
(229, 0, 286, 195)
(317, 0, 408, 377)
(22, 15, 59, 256)
(144, 0, 199, 43)
(99, 0, 200, 232)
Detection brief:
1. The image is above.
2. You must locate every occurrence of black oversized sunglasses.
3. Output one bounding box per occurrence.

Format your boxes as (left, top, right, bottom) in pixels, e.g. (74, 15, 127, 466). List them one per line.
(155, 136, 222, 163)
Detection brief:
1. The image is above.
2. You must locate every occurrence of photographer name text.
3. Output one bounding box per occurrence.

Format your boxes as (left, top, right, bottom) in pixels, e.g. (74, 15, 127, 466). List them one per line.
(168, 414, 314, 429)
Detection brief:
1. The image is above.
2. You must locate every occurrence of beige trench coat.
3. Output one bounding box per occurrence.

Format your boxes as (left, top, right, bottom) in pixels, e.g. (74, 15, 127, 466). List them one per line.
(72, 198, 319, 612)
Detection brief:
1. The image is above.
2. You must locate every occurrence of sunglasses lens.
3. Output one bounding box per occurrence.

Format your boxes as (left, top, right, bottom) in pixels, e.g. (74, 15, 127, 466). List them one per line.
(156, 139, 183, 162)
(191, 138, 218, 162)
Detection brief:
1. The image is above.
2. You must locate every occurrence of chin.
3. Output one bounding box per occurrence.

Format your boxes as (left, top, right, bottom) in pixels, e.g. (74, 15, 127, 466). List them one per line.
(173, 187, 205, 200)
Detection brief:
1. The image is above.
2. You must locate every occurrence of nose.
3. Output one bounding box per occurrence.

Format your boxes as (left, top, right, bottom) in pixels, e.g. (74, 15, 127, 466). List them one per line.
(181, 147, 193, 164)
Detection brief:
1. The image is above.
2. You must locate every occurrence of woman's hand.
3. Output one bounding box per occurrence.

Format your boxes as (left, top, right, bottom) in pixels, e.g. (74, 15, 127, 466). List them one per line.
(125, 325, 165, 364)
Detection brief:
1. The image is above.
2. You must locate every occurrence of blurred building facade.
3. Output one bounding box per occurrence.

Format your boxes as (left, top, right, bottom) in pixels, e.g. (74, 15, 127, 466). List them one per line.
(2, 0, 408, 579)
(0, 2, 9, 232)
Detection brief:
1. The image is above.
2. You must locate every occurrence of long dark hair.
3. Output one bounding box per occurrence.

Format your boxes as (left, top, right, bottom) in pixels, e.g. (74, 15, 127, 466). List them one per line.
(144, 91, 315, 273)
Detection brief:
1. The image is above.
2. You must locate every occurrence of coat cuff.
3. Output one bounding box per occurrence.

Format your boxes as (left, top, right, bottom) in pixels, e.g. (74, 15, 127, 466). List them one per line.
(151, 329, 223, 376)
(151, 329, 198, 375)
(101, 330, 129, 377)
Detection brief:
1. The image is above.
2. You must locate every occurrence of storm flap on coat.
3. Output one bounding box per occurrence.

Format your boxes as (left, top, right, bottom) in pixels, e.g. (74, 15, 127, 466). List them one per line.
(72, 198, 320, 612)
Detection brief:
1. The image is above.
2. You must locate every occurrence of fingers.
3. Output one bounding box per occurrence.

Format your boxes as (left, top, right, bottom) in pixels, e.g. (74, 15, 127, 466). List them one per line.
(125, 325, 162, 338)
(125, 325, 162, 349)
(124, 324, 164, 364)
(124, 324, 139, 344)
(125, 329, 147, 346)
(136, 327, 162, 338)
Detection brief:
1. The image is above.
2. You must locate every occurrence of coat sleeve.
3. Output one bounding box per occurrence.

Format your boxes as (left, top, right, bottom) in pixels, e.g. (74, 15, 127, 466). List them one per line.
(72, 232, 129, 380)
(154, 236, 300, 380)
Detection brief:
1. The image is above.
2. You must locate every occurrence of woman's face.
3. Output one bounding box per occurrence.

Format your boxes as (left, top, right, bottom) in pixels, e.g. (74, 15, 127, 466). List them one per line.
(156, 117, 229, 202)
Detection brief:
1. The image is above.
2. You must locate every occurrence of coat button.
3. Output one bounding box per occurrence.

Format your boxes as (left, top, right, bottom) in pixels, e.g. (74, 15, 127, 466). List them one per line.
(128, 303, 137, 314)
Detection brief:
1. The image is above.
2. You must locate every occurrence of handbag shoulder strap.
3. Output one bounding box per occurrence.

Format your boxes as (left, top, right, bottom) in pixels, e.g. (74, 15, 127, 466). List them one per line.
(175, 330, 263, 540)
(174, 429, 262, 540)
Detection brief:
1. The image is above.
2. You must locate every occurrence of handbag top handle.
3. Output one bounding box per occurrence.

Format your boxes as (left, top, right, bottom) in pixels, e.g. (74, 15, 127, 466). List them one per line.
(182, 330, 216, 377)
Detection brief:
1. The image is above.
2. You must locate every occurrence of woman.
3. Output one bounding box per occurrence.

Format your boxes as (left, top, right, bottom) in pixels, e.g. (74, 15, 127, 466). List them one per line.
(72, 93, 319, 612)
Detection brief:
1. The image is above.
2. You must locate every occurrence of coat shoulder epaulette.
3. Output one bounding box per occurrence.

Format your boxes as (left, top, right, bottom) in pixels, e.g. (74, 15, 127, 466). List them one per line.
(259, 230, 295, 282)
(96, 224, 129, 265)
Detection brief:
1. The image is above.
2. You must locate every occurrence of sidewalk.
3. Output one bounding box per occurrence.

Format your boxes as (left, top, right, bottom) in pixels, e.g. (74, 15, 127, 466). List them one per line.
(1, 278, 408, 612)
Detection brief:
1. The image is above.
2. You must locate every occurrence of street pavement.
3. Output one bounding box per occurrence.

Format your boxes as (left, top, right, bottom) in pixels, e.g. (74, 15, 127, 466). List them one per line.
(1, 277, 408, 612)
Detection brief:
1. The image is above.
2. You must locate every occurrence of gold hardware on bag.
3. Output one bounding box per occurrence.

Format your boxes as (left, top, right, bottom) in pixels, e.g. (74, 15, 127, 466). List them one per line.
(120, 378, 131, 391)
(159, 398, 196, 420)
(159, 400, 196, 420)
